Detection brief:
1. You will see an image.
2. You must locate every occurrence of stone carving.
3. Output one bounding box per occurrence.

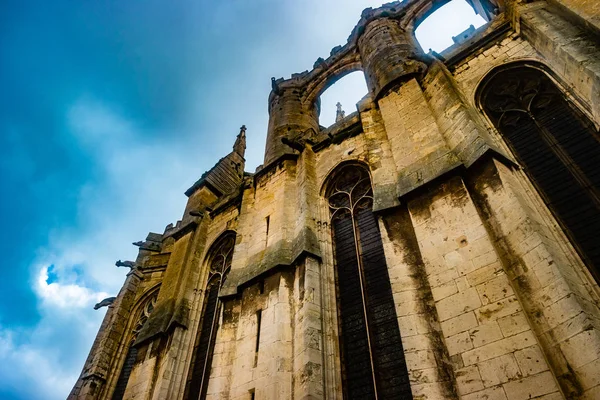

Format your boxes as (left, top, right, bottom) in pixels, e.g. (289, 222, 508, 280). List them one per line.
(115, 260, 135, 269)
(336, 102, 346, 122)
(94, 297, 116, 310)
(281, 137, 305, 152)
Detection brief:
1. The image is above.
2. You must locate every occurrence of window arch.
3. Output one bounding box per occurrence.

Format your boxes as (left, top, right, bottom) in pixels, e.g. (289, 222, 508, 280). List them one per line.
(326, 163, 412, 399)
(112, 290, 159, 400)
(184, 232, 236, 400)
(479, 63, 600, 282)
(318, 71, 368, 127)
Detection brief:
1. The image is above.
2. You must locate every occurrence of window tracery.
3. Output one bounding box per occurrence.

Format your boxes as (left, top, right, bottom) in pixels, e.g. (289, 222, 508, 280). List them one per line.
(326, 164, 412, 399)
(481, 64, 600, 281)
(184, 232, 235, 400)
(112, 291, 158, 400)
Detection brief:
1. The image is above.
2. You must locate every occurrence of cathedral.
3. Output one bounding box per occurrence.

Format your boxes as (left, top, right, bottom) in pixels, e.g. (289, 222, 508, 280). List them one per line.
(70, 0, 600, 399)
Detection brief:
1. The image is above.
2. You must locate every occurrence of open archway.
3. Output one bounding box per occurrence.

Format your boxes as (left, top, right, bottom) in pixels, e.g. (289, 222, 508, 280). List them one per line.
(318, 71, 368, 127)
(415, 0, 487, 53)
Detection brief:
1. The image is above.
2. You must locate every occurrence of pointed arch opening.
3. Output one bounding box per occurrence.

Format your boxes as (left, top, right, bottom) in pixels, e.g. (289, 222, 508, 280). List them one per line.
(478, 62, 600, 282)
(111, 289, 159, 400)
(325, 163, 412, 399)
(184, 231, 236, 400)
(414, 0, 487, 53)
(318, 71, 368, 128)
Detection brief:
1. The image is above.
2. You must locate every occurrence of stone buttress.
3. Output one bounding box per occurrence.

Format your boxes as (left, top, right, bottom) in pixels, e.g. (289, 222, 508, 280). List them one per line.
(71, 1, 600, 399)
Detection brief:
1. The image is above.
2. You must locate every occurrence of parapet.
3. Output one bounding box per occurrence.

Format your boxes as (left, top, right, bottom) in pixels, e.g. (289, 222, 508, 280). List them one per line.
(262, 0, 503, 166)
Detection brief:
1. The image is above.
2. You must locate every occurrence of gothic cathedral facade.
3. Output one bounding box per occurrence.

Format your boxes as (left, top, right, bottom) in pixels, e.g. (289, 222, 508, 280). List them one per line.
(70, 0, 600, 399)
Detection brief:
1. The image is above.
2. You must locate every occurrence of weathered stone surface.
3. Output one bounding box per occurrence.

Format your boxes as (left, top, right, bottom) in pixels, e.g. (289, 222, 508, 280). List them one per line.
(70, 1, 600, 399)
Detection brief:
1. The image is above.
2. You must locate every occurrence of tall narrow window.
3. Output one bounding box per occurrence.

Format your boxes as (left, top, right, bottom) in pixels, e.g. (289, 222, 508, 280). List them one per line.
(112, 292, 158, 400)
(480, 64, 600, 282)
(184, 233, 235, 400)
(327, 164, 412, 399)
(254, 310, 262, 367)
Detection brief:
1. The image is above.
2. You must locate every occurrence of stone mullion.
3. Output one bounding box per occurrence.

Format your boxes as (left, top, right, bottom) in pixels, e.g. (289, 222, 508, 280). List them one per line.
(316, 197, 343, 400)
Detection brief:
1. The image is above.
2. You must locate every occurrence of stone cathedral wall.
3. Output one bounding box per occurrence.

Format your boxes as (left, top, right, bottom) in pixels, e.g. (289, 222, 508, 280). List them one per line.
(70, 0, 600, 399)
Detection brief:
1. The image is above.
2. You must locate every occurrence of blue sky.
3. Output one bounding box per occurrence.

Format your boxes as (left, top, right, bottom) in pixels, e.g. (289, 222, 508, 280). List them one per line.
(0, 1, 484, 398)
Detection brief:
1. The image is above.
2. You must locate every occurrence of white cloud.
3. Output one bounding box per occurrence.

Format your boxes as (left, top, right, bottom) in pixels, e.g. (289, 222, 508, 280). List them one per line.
(35, 265, 109, 309)
(0, 99, 212, 399)
(0, 1, 493, 397)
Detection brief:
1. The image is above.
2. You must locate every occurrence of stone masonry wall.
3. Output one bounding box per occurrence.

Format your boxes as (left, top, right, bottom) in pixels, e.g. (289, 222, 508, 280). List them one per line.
(71, 2, 600, 399)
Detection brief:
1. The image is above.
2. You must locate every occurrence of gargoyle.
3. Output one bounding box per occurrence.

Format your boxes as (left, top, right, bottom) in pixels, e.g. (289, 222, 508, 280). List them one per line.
(189, 210, 204, 218)
(132, 241, 144, 247)
(94, 297, 116, 310)
(281, 137, 305, 152)
(115, 260, 135, 269)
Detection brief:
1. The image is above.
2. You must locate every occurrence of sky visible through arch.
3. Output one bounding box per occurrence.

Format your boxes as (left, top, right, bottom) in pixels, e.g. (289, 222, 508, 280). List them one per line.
(0, 1, 484, 398)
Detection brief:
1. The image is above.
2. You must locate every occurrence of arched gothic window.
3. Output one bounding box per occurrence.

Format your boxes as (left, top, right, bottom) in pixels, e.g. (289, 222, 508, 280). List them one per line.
(326, 164, 412, 399)
(480, 64, 600, 282)
(184, 232, 235, 400)
(112, 291, 158, 400)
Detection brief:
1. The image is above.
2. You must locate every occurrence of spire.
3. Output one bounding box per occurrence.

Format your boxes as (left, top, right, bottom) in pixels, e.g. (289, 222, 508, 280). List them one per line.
(335, 102, 346, 122)
(234, 125, 247, 157)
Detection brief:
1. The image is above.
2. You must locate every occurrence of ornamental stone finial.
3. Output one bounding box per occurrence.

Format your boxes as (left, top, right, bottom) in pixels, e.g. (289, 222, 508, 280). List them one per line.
(336, 102, 346, 122)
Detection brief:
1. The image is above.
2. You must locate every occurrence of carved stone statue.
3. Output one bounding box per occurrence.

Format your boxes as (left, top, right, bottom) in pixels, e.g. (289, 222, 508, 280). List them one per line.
(94, 297, 116, 310)
(336, 102, 346, 122)
(115, 260, 135, 269)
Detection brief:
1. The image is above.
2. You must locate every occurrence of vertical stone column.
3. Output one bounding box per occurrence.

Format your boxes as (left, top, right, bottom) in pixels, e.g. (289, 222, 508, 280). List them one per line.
(264, 87, 320, 166)
(407, 175, 562, 400)
(228, 273, 294, 400)
(205, 298, 241, 400)
(259, 272, 294, 399)
(357, 18, 427, 100)
(380, 208, 459, 399)
(468, 158, 600, 398)
(421, 60, 509, 167)
(376, 77, 459, 197)
(292, 256, 325, 399)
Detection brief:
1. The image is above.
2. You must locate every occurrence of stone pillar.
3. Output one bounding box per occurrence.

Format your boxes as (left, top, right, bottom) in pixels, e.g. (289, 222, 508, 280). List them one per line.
(292, 257, 324, 400)
(264, 86, 320, 166)
(407, 174, 562, 400)
(358, 18, 427, 100)
(468, 158, 600, 399)
(380, 208, 459, 399)
(421, 60, 509, 168)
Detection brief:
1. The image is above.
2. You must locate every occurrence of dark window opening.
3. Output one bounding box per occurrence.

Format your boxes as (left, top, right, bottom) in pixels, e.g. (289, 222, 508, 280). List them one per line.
(184, 233, 235, 400)
(112, 293, 158, 400)
(327, 164, 412, 399)
(265, 216, 270, 246)
(481, 65, 600, 282)
(254, 310, 262, 367)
